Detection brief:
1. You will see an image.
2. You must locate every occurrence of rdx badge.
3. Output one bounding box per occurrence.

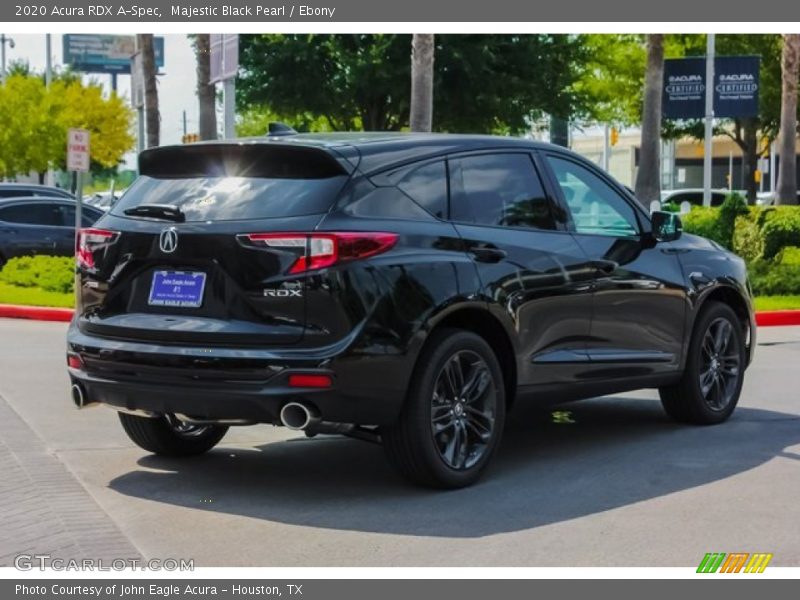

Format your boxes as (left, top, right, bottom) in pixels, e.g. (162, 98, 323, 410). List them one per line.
(264, 289, 303, 298)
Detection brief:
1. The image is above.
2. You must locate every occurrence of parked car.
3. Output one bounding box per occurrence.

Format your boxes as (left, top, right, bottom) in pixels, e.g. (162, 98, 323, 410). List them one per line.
(660, 188, 729, 208)
(0, 183, 74, 200)
(756, 190, 800, 206)
(0, 198, 103, 266)
(66, 133, 755, 488)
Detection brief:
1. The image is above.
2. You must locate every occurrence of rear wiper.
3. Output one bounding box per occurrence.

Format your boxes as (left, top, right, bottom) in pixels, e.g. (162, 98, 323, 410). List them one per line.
(123, 204, 185, 222)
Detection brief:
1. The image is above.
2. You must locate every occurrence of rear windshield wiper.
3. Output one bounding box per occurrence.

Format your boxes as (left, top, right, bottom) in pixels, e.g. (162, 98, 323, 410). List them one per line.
(123, 204, 186, 222)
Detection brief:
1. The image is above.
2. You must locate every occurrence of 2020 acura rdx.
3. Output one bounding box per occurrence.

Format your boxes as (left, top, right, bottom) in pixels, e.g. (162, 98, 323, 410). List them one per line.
(67, 132, 755, 488)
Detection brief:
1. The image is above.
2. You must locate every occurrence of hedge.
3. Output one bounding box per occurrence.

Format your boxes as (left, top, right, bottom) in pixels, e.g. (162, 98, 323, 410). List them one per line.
(0, 255, 75, 294)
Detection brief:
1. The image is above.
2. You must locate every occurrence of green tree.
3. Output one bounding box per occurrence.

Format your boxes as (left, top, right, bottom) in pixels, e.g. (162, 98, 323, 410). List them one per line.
(0, 73, 134, 180)
(238, 34, 588, 134)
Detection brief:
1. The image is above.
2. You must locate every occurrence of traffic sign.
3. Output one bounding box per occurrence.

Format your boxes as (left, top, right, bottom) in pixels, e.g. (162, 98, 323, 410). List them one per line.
(67, 128, 91, 172)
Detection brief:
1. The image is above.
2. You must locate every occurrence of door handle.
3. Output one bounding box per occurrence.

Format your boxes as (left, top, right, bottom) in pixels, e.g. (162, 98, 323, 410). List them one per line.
(469, 246, 507, 263)
(590, 259, 618, 274)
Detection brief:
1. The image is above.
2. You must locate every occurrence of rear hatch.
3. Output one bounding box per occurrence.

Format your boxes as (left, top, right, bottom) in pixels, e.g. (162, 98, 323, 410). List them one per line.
(76, 142, 352, 346)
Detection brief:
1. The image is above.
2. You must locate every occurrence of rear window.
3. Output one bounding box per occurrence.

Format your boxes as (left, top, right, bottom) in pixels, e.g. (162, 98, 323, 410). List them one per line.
(111, 175, 348, 222)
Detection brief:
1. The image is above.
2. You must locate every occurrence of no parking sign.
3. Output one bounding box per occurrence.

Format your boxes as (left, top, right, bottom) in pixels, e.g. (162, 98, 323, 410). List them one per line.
(67, 128, 90, 172)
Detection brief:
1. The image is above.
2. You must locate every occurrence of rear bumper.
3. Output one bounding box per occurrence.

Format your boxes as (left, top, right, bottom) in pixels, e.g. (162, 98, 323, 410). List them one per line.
(67, 324, 407, 425)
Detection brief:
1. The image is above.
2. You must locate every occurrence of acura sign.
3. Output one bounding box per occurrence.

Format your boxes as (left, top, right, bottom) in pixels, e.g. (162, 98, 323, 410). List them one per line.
(663, 55, 760, 120)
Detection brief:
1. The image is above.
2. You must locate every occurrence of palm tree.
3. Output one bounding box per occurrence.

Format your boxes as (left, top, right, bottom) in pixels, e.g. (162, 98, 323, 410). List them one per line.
(635, 34, 664, 204)
(193, 34, 217, 140)
(137, 34, 160, 148)
(409, 34, 434, 132)
(776, 34, 800, 205)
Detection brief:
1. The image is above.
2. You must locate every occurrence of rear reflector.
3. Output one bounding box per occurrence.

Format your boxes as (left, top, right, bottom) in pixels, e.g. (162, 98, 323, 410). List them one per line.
(288, 374, 332, 388)
(67, 354, 83, 370)
(76, 228, 119, 270)
(242, 232, 398, 274)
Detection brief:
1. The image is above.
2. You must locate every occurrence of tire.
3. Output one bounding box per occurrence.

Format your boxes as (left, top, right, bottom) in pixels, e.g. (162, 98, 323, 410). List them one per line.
(659, 301, 746, 425)
(118, 412, 228, 456)
(382, 328, 506, 489)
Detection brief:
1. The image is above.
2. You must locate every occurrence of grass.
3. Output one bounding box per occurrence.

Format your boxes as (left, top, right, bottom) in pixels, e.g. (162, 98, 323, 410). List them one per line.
(753, 295, 800, 311)
(0, 282, 74, 308)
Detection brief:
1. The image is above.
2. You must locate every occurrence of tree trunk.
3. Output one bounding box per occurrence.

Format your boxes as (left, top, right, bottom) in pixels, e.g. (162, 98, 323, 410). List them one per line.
(409, 34, 434, 132)
(194, 34, 217, 141)
(635, 34, 664, 204)
(777, 34, 800, 205)
(742, 119, 759, 204)
(138, 34, 160, 148)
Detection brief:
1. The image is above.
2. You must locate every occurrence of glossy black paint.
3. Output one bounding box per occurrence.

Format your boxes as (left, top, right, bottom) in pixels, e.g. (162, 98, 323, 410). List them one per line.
(67, 133, 755, 425)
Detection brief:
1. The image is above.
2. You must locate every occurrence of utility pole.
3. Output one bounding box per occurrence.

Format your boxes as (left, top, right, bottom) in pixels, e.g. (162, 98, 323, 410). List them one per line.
(45, 34, 53, 187)
(223, 78, 236, 139)
(0, 34, 15, 84)
(702, 34, 716, 207)
(183, 110, 188, 137)
(602, 124, 611, 172)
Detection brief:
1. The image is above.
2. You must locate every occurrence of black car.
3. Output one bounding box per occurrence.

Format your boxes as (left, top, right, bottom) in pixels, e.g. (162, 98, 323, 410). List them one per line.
(66, 133, 755, 488)
(0, 183, 74, 200)
(0, 198, 104, 266)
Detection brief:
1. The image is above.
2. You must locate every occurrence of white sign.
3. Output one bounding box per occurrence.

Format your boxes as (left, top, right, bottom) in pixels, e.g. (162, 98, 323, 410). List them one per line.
(209, 34, 239, 84)
(131, 51, 144, 109)
(677, 168, 687, 184)
(67, 128, 90, 172)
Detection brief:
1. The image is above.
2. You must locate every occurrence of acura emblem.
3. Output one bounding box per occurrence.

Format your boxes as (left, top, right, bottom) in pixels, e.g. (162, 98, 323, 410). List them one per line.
(159, 227, 179, 254)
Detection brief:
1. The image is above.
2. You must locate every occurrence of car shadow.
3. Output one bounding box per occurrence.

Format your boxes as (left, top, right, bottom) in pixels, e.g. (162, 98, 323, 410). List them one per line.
(108, 397, 800, 538)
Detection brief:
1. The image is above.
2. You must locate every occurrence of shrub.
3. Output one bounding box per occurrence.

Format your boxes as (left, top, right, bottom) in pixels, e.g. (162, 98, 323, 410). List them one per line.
(682, 207, 727, 247)
(732, 209, 765, 263)
(749, 260, 800, 296)
(759, 207, 800, 261)
(0, 256, 75, 294)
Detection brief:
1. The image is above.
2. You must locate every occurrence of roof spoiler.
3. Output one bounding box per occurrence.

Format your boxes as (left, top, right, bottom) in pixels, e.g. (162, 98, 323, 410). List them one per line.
(138, 143, 348, 179)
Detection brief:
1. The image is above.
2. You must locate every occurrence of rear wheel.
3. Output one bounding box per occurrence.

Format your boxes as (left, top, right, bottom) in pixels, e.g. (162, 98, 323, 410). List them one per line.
(382, 329, 506, 488)
(118, 412, 228, 456)
(659, 302, 746, 424)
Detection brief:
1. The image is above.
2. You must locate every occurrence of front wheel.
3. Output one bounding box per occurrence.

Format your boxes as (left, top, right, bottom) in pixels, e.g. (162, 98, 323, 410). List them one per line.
(118, 412, 228, 456)
(382, 329, 506, 489)
(659, 302, 746, 425)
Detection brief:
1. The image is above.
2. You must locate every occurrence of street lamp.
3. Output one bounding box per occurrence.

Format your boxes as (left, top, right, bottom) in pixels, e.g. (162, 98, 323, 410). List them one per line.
(0, 34, 15, 84)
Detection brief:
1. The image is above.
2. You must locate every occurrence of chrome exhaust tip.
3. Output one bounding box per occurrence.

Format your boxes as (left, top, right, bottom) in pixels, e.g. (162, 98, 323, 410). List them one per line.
(71, 384, 86, 409)
(280, 402, 317, 430)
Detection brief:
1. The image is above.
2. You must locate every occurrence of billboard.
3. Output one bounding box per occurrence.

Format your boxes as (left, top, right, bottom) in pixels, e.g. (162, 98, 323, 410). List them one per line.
(663, 55, 760, 120)
(63, 34, 164, 74)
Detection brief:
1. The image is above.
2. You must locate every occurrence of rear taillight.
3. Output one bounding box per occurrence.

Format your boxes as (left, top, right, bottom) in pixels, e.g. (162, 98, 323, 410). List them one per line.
(76, 228, 119, 270)
(241, 232, 398, 274)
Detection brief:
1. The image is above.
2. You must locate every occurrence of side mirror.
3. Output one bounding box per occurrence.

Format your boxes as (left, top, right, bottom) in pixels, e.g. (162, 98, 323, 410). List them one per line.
(650, 210, 682, 243)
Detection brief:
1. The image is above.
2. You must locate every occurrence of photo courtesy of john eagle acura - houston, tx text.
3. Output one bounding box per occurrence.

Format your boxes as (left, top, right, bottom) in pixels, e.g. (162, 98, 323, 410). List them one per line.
(66, 130, 755, 488)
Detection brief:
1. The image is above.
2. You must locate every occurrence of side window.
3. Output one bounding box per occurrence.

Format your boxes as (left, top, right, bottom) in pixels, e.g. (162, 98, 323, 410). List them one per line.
(450, 153, 556, 230)
(546, 156, 639, 237)
(396, 161, 448, 219)
(0, 203, 61, 226)
(57, 205, 96, 227)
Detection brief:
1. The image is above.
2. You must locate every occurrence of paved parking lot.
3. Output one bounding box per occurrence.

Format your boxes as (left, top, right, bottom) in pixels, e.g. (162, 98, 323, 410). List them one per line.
(0, 318, 798, 567)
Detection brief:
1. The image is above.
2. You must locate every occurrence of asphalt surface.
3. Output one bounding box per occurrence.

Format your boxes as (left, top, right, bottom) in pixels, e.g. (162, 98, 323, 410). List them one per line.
(0, 318, 798, 567)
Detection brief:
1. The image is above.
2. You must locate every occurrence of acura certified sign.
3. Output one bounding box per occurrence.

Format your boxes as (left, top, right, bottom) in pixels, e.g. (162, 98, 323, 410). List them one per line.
(663, 55, 760, 120)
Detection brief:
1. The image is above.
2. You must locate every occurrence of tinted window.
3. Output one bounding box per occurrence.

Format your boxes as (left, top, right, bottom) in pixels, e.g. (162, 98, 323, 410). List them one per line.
(112, 175, 347, 222)
(547, 156, 638, 237)
(0, 190, 34, 198)
(450, 153, 556, 230)
(58, 205, 102, 227)
(0, 203, 62, 226)
(396, 161, 448, 219)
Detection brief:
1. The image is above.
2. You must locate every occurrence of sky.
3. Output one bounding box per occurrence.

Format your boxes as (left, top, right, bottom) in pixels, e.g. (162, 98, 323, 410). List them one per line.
(6, 34, 202, 166)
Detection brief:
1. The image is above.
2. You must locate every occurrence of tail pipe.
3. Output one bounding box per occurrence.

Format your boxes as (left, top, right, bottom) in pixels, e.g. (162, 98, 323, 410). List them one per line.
(71, 383, 87, 409)
(279, 402, 320, 431)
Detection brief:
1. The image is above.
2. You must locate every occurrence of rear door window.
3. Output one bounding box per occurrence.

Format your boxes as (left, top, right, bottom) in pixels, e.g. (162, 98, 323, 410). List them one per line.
(0, 203, 62, 226)
(449, 153, 557, 230)
(111, 175, 348, 222)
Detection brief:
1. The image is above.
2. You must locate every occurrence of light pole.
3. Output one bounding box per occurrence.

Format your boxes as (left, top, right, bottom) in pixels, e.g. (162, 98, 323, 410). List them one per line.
(0, 34, 16, 84)
(702, 33, 716, 207)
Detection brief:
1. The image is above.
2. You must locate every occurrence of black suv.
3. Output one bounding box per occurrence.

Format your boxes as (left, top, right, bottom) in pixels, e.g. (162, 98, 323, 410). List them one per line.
(67, 133, 755, 488)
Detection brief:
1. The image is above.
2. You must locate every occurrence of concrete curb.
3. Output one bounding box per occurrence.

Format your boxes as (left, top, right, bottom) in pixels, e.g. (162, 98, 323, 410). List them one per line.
(2, 303, 800, 327)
